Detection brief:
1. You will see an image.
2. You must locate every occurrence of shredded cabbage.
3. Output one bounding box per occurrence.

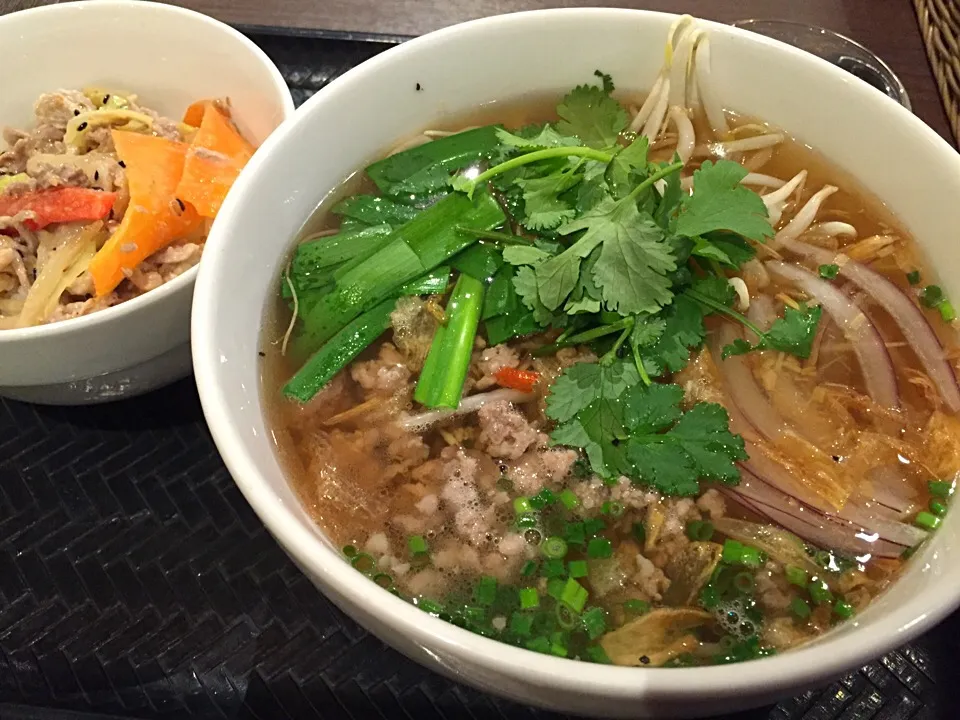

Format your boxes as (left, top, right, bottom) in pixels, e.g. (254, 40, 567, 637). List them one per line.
(66, 109, 154, 149)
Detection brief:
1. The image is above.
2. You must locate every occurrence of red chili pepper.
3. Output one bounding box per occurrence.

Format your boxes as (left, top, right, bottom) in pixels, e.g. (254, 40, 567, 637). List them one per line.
(0, 187, 118, 231)
(494, 367, 540, 393)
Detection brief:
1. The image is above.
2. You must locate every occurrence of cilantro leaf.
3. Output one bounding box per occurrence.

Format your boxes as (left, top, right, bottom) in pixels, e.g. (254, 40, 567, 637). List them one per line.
(605, 136, 649, 199)
(513, 265, 559, 326)
(720, 304, 822, 360)
(502, 245, 553, 266)
(690, 274, 736, 307)
(556, 79, 628, 150)
(623, 385, 746, 495)
(697, 233, 757, 268)
(642, 295, 708, 377)
(547, 359, 640, 480)
(496, 125, 582, 149)
(554, 199, 676, 315)
(675, 160, 774, 242)
(764, 303, 822, 358)
(653, 156, 684, 229)
(576, 162, 609, 215)
(515, 166, 582, 230)
(631, 315, 667, 348)
(565, 248, 603, 315)
(545, 359, 640, 423)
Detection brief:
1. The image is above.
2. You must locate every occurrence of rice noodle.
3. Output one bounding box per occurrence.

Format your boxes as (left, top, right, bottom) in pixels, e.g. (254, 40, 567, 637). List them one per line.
(773, 185, 837, 246)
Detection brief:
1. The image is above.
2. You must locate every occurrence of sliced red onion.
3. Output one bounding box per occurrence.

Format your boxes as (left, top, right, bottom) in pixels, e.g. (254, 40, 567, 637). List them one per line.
(766, 260, 899, 409)
(866, 465, 920, 516)
(746, 293, 776, 332)
(741, 440, 843, 514)
(724, 488, 906, 559)
(782, 239, 960, 413)
(711, 324, 789, 440)
(835, 501, 928, 547)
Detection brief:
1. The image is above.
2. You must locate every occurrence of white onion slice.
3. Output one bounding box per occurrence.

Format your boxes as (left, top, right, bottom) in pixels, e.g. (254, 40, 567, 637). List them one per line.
(766, 260, 899, 409)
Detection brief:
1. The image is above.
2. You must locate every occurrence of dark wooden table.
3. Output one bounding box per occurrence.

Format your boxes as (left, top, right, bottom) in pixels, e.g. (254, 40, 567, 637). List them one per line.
(2, 0, 952, 144)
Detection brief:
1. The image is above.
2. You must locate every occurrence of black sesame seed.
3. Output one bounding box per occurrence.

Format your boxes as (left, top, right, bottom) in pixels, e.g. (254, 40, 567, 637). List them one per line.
(176, 198, 185, 212)
(94, 170, 99, 181)
(76, 121, 88, 131)
(258, 351, 266, 358)
(73, 109, 80, 116)
(118, 160, 126, 168)
(416, 82, 422, 91)
(103, 94, 110, 104)
(639, 655, 650, 665)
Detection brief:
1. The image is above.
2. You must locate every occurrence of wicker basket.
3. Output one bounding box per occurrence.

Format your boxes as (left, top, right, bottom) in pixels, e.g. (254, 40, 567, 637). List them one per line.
(914, 0, 960, 145)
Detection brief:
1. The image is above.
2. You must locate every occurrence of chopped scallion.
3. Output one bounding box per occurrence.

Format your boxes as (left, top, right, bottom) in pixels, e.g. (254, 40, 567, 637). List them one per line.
(342, 544, 358, 558)
(930, 499, 948, 517)
(581, 607, 607, 639)
(920, 284, 945, 308)
(564, 522, 586, 546)
(907, 270, 921, 286)
(556, 602, 579, 629)
(542, 536, 569, 559)
(585, 646, 612, 664)
(940, 302, 956, 323)
(474, 576, 498, 606)
(568, 559, 589, 578)
(790, 596, 811, 619)
(632, 522, 646, 545)
(733, 571, 756, 593)
(587, 537, 613, 559)
(929, 480, 955, 498)
(601, 501, 625, 518)
(559, 578, 589, 612)
(351, 552, 377, 574)
(808, 580, 833, 606)
(514, 497, 533, 514)
(510, 612, 534, 636)
(559, 488, 580, 510)
(417, 598, 444, 615)
(531, 488, 557, 509)
(516, 513, 539, 530)
(915, 511, 941, 530)
(526, 636, 551, 654)
(542, 558, 567, 578)
(785, 566, 809, 587)
(686, 520, 714, 541)
(373, 572, 394, 589)
(408, 535, 428, 555)
(546, 578, 566, 600)
(520, 560, 538, 577)
(833, 599, 855, 619)
(519, 587, 540, 610)
(584, 518, 606, 536)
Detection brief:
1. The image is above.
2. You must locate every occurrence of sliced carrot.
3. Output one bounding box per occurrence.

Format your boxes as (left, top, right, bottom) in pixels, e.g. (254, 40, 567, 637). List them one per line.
(175, 103, 255, 218)
(0, 188, 117, 230)
(88, 130, 202, 296)
(181, 100, 211, 127)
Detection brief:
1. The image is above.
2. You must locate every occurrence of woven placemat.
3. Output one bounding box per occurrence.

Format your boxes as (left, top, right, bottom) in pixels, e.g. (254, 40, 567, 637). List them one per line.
(914, 0, 960, 145)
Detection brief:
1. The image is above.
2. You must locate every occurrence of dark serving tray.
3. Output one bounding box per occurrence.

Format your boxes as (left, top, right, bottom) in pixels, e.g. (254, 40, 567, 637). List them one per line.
(0, 29, 957, 720)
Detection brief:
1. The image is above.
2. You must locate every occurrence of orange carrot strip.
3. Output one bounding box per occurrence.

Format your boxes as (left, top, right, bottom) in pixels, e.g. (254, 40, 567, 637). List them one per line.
(175, 103, 255, 218)
(88, 130, 202, 296)
(0, 188, 116, 230)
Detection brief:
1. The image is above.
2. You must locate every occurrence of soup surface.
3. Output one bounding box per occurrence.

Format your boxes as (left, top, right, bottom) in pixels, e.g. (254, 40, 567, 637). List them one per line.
(262, 18, 960, 667)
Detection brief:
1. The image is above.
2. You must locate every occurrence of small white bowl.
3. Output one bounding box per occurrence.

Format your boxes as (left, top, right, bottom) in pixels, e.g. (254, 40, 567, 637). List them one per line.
(193, 9, 960, 719)
(0, 0, 294, 405)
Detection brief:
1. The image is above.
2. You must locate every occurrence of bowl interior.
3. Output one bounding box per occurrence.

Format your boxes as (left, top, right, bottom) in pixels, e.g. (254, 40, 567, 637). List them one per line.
(193, 8, 960, 715)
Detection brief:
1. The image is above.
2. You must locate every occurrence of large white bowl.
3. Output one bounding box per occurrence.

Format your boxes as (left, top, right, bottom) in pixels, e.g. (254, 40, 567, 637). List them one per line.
(192, 9, 960, 718)
(0, 0, 293, 405)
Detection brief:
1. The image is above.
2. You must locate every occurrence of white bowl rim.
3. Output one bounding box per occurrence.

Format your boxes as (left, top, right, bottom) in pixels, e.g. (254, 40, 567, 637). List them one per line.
(193, 6, 960, 702)
(0, 0, 294, 345)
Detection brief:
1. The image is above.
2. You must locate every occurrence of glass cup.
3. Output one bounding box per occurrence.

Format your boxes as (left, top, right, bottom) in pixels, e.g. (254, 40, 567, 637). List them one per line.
(731, 19, 911, 110)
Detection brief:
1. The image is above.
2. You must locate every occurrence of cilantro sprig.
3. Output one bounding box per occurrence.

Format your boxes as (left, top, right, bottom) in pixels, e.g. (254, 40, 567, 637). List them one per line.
(546, 359, 747, 495)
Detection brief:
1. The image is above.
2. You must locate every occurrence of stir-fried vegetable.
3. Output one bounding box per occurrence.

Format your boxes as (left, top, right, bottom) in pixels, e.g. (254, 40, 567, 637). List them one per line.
(88, 130, 202, 296)
(175, 102, 255, 217)
(0, 187, 117, 231)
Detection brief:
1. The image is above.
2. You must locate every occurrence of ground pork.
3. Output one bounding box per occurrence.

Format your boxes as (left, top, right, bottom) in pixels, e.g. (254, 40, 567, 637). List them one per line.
(506, 448, 578, 494)
(35, 90, 95, 130)
(477, 400, 547, 460)
(350, 342, 412, 397)
(474, 343, 520, 390)
(696, 488, 726, 519)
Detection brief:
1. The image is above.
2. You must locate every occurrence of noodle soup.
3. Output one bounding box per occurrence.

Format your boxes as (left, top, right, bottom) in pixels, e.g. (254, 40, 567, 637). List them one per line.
(260, 16, 960, 667)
